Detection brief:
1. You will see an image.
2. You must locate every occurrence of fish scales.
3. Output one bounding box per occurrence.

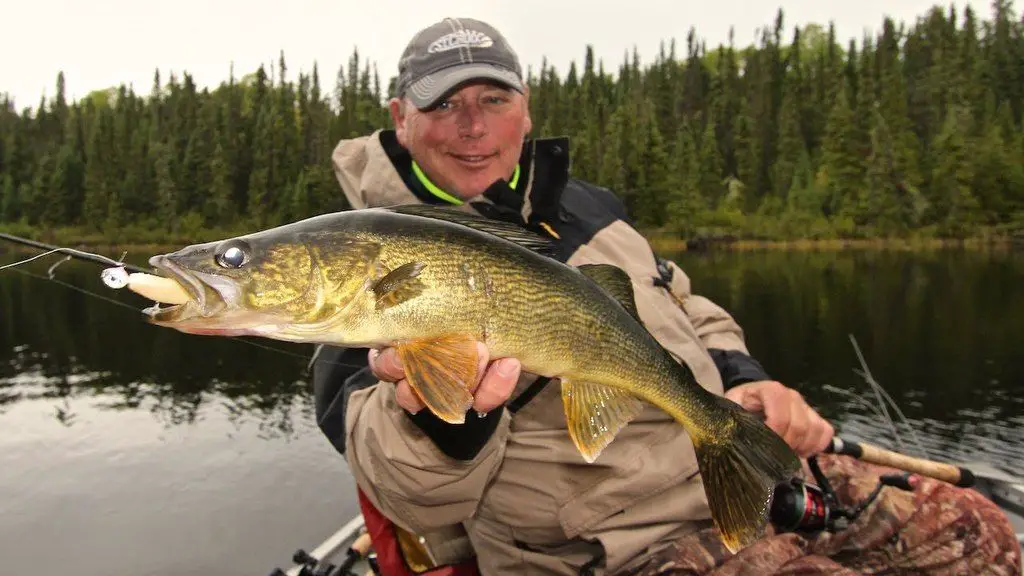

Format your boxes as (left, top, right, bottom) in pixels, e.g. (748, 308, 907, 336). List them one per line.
(370, 220, 679, 411)
(136, 205, 802, 554)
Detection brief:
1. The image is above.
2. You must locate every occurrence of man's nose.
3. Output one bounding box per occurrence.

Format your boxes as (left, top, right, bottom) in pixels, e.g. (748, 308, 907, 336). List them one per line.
(457, 106, 487, 138)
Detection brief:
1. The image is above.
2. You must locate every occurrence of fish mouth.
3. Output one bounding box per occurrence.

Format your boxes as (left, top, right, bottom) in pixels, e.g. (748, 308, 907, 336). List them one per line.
(143, 255, 228, 328)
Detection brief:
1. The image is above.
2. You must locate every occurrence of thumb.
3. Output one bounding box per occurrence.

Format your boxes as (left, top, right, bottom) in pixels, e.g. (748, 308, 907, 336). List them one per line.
(725, 384, 764, 413)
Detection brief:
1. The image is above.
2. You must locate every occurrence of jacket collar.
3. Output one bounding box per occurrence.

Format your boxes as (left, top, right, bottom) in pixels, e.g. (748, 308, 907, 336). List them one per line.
(331, 129, 570, 227)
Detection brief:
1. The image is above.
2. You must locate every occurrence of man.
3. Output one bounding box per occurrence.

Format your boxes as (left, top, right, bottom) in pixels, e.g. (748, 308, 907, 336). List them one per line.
(313, 16, 1021, 576)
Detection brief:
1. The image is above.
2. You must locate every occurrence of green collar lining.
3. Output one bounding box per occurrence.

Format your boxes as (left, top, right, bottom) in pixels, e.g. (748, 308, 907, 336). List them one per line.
(411, 161, 521, 206)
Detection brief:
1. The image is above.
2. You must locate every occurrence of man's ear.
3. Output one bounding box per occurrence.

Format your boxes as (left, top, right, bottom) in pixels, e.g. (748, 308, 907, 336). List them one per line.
(389, 97, 408, 146)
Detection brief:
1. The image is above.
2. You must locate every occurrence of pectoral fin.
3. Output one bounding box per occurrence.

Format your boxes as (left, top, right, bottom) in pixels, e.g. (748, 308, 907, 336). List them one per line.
(561, 379, 645, 462)
(372, 261, 427, 310)
(396, 334, 480, 424)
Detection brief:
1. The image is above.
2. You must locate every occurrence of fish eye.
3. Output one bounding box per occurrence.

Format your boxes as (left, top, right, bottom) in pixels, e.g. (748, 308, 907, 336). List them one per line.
(214, 240, 251, 269)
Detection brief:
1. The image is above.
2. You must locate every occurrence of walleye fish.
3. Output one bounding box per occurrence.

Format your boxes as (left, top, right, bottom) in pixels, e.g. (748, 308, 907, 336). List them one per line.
(136, 204, 801, 552)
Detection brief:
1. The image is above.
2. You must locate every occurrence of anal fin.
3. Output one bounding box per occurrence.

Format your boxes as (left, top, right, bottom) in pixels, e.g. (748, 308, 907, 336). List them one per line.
(396, 334, 480, 424)
(561, 379, 645, 463)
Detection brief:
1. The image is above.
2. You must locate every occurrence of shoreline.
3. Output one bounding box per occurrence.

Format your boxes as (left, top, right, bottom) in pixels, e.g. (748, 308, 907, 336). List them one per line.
(1, 225, 1020, 257)
(645, 234, 1021, 253)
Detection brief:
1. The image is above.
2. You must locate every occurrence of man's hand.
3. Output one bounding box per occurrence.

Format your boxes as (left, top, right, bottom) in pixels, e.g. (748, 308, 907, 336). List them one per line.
(368, 343, 522, 416)
(725, 380, 834, 458)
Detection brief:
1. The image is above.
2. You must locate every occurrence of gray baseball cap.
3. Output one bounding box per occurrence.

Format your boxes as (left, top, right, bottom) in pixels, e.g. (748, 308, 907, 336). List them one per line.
(394, 17, 525, 109)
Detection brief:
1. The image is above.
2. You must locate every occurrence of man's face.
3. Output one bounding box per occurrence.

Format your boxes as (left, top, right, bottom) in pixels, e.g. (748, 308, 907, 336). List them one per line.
(389, 81, 532, 201)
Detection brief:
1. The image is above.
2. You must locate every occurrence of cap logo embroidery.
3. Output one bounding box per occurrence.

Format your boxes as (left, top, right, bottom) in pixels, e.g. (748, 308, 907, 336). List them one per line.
(427, 30, 494, 53)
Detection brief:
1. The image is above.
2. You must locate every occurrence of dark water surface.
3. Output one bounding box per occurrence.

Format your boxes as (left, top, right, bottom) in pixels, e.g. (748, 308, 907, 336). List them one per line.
(674, 247, 1024, 468)
(1, 245, 1022, 575)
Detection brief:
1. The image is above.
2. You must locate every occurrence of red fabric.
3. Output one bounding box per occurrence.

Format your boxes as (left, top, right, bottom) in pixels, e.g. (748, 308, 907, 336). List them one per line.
(357, 487, 481, 576)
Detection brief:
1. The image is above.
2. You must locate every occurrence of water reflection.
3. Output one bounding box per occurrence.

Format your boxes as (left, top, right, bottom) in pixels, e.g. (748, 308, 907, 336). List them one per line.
(1, 250, 360, 576)
(674, 247, 1024, 472)
(2, 246, 1023, 469)
(0, 251, 320, 439)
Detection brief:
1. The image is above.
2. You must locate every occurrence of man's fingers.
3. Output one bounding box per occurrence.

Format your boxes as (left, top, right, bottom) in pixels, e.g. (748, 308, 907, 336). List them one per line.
(724, 386, 746, 407)
(369, 347, 423, 414)
(783, 392, 811, 455)
(762, 387, 793, 442)
(394, 379, 426, 414)
(726, 380, 835, 457)
(472, 358, 521, 414)
(809, 415, 835, 455)
(382, 342, 516, 417)
(725, 386, 763, 413)
(797, 412, 824, 456)
(369, 347, 405, 382)
(469, 342, 491, 393)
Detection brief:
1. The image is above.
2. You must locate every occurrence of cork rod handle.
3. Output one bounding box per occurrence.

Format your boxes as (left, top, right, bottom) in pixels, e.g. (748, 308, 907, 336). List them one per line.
(826, 437, 976, 488)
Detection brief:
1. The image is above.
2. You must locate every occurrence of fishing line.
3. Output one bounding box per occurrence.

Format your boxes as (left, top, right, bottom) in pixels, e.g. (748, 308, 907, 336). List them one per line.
(5, 264, 145, 312)
(0, 249, 81, 272)
(2, 262, 371, 374)
(48, 255, 73, 278)
(0, 236, 148, 273)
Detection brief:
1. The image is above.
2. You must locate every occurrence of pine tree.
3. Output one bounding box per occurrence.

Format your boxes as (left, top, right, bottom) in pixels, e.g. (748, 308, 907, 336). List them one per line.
(696, 115, 725, 205)
(819, 85, 862, 216)
(0, 5, 1021, 241)
(666, 119, 703, 235)
(0, 173, 15, 222)
(152, 141, 178, 230)
(930, 105, 981, 235)
(45, 142, 84, 225)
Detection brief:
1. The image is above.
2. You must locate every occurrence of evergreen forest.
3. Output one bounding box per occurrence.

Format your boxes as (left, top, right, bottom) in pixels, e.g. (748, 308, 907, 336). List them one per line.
(1, 3, 1023, 245)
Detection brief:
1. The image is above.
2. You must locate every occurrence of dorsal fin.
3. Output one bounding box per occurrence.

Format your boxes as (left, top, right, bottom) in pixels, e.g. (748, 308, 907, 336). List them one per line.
(577, 264, 641, 322)
(386, 204, 557, 257)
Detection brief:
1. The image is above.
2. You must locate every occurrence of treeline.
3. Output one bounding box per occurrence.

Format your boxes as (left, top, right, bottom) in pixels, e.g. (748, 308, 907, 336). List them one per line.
(1, 2, 1023, 243)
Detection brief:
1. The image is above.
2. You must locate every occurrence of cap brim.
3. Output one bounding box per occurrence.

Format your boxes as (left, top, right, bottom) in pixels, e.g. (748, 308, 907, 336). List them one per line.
(406, 63, 524, 109)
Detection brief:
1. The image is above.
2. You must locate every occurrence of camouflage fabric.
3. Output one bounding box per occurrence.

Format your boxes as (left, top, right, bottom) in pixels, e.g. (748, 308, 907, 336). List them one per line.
(632, 454, 1022, 575)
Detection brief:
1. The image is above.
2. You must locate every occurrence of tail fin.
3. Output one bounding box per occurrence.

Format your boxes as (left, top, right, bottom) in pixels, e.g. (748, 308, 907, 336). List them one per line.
(693, 395, 802, 554)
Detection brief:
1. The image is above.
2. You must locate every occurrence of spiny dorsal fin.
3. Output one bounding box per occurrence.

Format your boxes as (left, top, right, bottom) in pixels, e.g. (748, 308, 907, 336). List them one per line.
(371, 261, 427, 310)
(386, 204, 556, 257)
(396, 334, 480, 424)
(561, 379, 645, 462)
(577, 264, 641, 322)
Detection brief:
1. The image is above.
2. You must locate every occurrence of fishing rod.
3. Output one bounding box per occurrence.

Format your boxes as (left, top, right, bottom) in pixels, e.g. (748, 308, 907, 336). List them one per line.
(770, 435, 981, 535)
(768, 333, 988, 534)
(0, 231, 149, 274)
(825, 436, 975, 488)
(770, 453, 918, 535)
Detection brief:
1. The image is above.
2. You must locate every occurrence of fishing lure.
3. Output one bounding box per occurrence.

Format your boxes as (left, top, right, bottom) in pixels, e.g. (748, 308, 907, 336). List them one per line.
(0, 231, 365, 369)
(100, 266, 130, 289)
(101, 265, 190, 304)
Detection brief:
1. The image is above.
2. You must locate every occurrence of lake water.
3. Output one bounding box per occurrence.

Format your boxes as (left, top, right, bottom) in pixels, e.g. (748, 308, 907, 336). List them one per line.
(1, 245, 1022, 575)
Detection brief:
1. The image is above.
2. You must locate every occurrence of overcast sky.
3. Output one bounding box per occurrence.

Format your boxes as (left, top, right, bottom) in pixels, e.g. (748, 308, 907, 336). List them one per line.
(2, 0, 993, 109)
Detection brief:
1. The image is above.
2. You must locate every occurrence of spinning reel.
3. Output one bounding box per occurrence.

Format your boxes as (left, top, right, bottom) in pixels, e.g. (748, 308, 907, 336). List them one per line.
(769, 454, 919, 535)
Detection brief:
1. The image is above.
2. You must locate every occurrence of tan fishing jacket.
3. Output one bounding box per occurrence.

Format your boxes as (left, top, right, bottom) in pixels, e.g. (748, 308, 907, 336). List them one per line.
(312, 129, 772, 575)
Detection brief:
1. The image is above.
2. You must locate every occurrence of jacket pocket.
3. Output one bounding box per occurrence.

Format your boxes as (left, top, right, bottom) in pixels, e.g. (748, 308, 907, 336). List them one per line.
(556, 415, 699, 539)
